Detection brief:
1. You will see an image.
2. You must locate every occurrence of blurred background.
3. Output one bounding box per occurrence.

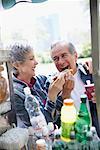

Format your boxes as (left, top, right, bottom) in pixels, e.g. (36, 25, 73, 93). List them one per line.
(0, 0, 91, 75)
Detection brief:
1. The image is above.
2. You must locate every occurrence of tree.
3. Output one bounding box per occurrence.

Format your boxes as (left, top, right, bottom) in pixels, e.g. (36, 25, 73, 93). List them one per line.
(79, 43, 92, 58)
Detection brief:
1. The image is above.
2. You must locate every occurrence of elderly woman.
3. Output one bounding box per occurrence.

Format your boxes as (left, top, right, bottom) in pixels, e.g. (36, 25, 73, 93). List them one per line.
(9, 43, 69, 129)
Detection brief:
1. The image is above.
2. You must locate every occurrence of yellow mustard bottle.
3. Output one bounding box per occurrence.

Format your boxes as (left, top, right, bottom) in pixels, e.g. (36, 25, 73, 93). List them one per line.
(61, 99, 77, 142)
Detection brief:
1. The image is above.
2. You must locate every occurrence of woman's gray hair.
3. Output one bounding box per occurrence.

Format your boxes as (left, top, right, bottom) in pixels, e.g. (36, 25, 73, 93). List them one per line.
(51, 41, 76, 55)
(9, 43, 33, 76)
(9, 43, 33, 63)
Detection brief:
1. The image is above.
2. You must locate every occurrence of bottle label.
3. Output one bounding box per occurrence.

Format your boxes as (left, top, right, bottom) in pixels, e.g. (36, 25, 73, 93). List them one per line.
(61, 122, 74, 139)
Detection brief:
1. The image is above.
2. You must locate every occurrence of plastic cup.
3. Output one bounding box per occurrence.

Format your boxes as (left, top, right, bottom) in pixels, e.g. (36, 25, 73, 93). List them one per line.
(84, 83, 95, 101)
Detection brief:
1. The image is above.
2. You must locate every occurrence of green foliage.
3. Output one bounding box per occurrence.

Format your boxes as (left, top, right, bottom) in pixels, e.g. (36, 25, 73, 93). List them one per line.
(36, 51, 52, 64)
(79, 43, 92, 58)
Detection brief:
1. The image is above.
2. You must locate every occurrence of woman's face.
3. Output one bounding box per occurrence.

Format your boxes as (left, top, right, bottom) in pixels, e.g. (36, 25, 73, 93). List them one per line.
(16, 51, 38, 79)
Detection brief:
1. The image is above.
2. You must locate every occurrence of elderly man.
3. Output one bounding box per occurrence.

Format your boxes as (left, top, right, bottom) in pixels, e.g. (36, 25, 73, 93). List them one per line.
(44, 41, 99, 136)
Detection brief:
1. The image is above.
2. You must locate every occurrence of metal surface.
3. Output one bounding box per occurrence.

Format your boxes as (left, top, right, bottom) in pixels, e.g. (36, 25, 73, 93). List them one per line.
(90, 0, 100, 128)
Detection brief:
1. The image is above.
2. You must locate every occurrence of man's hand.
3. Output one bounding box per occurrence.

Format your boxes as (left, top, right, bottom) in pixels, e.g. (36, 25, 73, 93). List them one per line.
(61, 73, 74, 100)
(83, 59, 93, 74)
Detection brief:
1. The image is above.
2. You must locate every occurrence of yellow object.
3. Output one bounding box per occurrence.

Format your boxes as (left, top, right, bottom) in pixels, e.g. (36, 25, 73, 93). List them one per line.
(61, 99, 77, 142)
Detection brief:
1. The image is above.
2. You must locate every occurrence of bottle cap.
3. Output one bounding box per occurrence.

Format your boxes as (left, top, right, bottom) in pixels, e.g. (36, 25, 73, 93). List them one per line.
(54, 128, 61, 139)
(80, 94, 87, 103)
(80, 94, 87, 99)
(48, 122, 54, 132)
(90, 126, 96, 134)
(24, 87, 31, 95)
(64, 99, 74, 105)
(36, 139, 46, 146)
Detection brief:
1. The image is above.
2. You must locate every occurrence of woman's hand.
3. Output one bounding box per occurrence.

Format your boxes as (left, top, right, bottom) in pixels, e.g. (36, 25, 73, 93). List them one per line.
(48, 72, 66, 102)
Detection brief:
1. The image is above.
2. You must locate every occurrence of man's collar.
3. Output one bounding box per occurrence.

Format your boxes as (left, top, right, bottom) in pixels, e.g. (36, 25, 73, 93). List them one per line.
(77, 63, 87, 75)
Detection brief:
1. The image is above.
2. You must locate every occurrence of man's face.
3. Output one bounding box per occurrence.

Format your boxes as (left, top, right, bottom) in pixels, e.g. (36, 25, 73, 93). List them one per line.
(51, 44, 78, 73)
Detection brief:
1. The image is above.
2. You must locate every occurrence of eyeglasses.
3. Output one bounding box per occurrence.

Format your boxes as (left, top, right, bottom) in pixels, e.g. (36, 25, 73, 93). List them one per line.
(52, 53, 69, 63)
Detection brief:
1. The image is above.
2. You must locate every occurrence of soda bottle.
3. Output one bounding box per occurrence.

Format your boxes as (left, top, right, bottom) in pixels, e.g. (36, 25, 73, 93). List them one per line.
(24, 87, 48, 138)
(75, 94, 91, 143)
(61, 99, 77, 142)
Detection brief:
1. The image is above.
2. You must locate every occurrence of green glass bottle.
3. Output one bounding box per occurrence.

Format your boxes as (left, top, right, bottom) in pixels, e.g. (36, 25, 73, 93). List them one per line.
(75, 94, 91, 143)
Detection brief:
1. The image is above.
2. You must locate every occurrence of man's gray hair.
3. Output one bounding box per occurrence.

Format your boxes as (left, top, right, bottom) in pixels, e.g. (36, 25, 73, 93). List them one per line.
(67, 42, 76, 54)
(51, 41, 76, 55)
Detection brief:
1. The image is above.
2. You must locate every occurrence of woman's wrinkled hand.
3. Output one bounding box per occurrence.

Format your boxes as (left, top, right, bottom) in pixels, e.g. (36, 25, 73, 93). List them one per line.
(48, 72, 66, 102)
